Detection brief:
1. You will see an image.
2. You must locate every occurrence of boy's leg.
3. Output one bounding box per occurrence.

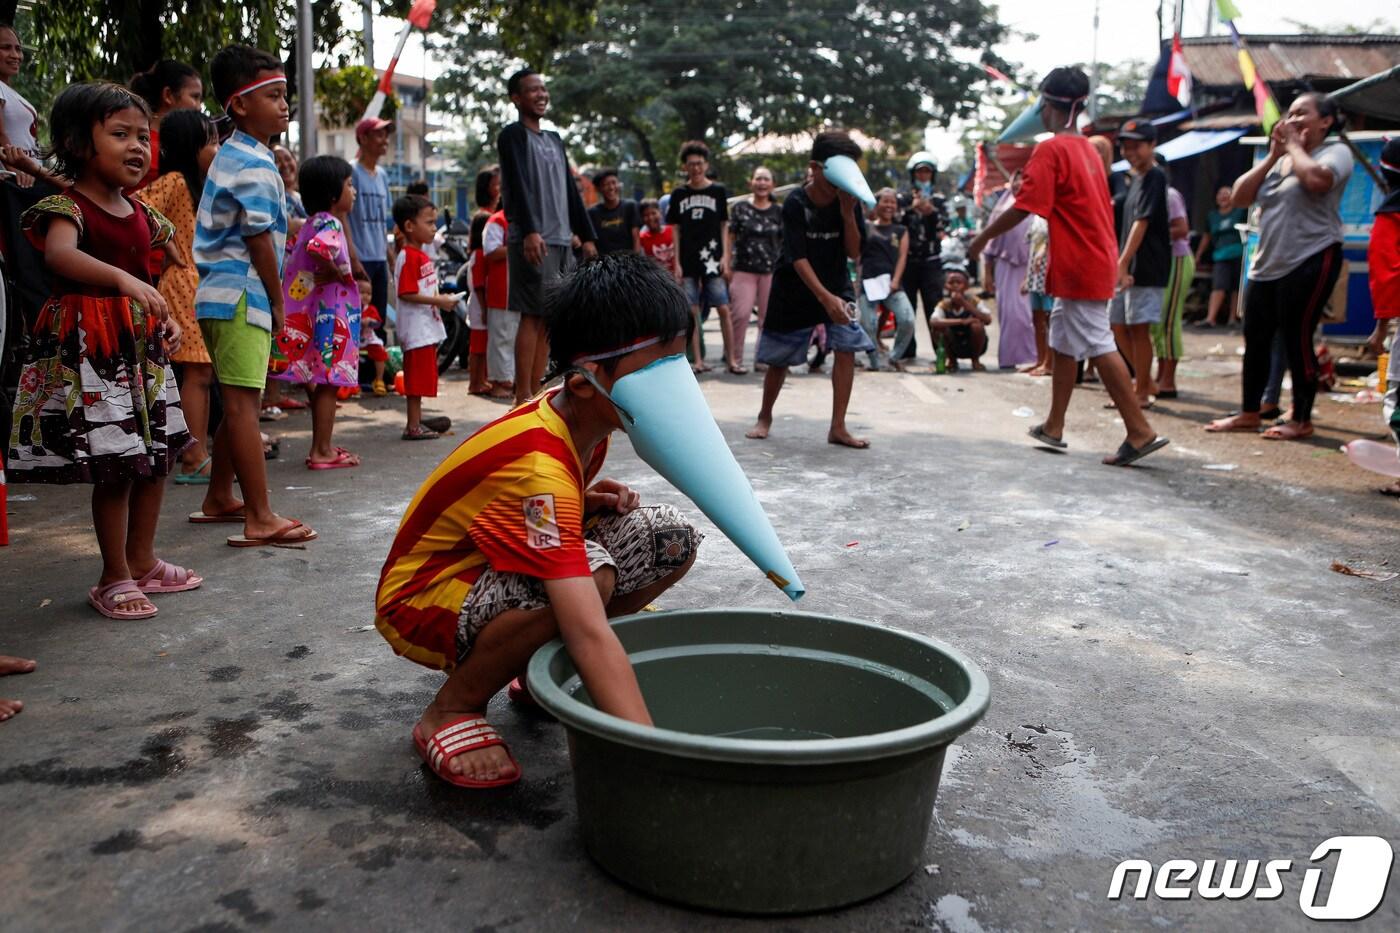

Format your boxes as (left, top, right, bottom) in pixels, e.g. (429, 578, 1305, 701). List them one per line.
(714, 301, 736, 369)
(219, 385, 308, 538)
(513, 313, 544, 405)
(1129, 323, 1155, 400)
(201, 414, 242, 516)
(828, 351, 868, 448)
(889, 291, 916, 366)
(857, 295, 881, 369)
(92, 480, 137, 587)
(688, 304, 709, 372)
(406, 395, 423, 432)
(1090, 348, 1156, 447)
(969, 320, 988, 370)
(178, 363, 214, 472)
(1041, 350, 1078, 439)
(747, 364, 787, 439)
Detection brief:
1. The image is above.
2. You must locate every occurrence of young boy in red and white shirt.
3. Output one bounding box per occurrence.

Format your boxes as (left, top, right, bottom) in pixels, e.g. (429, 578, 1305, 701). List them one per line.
(639, 199, 676, 274)
(393, 194, 454, 439)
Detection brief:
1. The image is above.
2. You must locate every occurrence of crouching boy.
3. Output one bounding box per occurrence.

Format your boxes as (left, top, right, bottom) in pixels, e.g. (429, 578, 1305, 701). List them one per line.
(374, 253, 703, 789)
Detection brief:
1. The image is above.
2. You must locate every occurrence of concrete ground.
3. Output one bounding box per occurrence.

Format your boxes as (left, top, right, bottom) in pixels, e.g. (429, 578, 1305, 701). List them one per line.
(2, 316, 1397, 932)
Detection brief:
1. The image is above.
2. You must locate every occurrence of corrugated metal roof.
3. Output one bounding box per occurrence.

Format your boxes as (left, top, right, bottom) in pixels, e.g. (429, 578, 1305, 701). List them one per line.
(1181, 34, 1400, 89)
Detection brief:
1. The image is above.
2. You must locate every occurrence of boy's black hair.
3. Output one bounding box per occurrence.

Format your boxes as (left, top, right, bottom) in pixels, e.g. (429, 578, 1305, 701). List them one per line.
(679, 140, 709, 164)
(506, 67, 537, 96)
(592, 167, 619, 186)
(211, 45, 283, 112)
(158, 107, 216, 207)
(46, 82, 151, 183)
(299, 154, 354, 215)
(1039, 67, 1090, 113)
(639, 198, 661, 213)
(546, 252, 690, 380)
(406, 178, 430, 196)
(474, 163, 498, 209)
(393, 193, 435, 231)
(811, 129, 861, 164)
(130, 59, 201, 111)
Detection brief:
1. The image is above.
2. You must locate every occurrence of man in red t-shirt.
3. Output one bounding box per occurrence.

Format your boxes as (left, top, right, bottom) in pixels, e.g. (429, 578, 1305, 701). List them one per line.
(970, 66, 1167, 467)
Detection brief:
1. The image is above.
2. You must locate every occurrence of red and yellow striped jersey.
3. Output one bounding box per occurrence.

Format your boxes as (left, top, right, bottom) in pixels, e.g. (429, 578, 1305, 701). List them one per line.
(375, 390, 608, 670)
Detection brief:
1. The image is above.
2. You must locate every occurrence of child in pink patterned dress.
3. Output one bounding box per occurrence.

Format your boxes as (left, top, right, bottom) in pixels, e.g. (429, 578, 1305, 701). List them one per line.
(270, 155, 361, 469)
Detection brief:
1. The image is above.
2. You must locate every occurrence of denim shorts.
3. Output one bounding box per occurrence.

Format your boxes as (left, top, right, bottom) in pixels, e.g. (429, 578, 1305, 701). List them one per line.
(1109, 286, 1164, 326)
(684, 275, 730, 308)
(756, 321, 875, 367)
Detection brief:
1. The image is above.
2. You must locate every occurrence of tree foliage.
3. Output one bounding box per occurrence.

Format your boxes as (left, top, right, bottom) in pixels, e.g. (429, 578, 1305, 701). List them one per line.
(433, 0, 1008, 196)
(315, 65, 400, 128)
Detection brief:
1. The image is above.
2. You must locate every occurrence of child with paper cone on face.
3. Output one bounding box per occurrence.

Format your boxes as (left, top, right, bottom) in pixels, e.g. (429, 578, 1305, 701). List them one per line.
(375, 254, 707, 789)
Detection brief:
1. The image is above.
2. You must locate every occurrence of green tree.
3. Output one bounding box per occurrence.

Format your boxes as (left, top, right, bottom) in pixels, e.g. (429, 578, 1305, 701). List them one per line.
(315, 65, 400, 128)
(432, 0, 1008, 196)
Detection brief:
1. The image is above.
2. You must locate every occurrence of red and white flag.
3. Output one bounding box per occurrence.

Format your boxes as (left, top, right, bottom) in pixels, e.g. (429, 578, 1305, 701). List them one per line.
(1167, 33, 1193, 106)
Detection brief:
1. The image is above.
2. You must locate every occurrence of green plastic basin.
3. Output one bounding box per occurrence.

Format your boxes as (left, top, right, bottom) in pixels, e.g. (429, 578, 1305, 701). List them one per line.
(526, 609, 991, 913)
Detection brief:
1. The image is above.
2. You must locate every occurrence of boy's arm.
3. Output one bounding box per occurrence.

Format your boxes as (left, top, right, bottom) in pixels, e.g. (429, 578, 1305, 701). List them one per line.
(246, 231, 285, 332)
(1194, 230, 1211, 265)
(793, 258, 851, 323)
(398, 291, 457, 309)
(892, 229, 909, 291)
(839, 192, 861, 260)
(1118, 219, 1148, 289)
(542, 576, 652, 725)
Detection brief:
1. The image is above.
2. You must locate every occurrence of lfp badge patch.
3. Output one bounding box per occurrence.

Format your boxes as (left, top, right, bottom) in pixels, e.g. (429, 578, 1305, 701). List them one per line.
(522, 494, 561, 549)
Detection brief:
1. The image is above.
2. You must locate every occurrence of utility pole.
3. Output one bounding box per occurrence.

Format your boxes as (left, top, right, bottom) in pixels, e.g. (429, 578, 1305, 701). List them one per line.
(298, 0, 316, 158)
(1205, 0, 1215, 36)
(1088, 0, 1101, 124)
(363, 0, 375, 69)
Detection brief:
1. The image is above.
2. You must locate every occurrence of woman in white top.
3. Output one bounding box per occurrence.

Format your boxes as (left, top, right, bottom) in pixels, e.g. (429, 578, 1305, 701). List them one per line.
(0, 23, 41, 186)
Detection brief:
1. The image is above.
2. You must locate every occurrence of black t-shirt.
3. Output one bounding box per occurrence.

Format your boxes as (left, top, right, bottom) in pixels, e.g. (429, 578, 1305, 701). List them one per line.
(729, 200, 783, 274)
(1121, 167, 1171, 287)
(587, 199, 640, 255)
(764, 186, 866, 333)
(860, 222, 906, 281)
(666, 183, 729, 278)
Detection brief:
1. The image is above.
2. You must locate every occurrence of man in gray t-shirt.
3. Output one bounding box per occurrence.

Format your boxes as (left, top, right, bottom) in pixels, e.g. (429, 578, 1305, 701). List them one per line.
(1250, 139, 1352, 282)
(496, 68, 596, 404)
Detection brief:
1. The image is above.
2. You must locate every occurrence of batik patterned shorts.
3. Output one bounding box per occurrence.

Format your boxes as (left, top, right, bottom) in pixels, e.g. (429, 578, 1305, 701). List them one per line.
(455, 504, 702, 661)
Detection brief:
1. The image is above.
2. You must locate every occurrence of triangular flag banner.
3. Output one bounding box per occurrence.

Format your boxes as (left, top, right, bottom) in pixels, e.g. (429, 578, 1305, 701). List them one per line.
(1167, 34, 1192, 106)
(1216, 0, 1241, 21)
(408, 0, 437, 29)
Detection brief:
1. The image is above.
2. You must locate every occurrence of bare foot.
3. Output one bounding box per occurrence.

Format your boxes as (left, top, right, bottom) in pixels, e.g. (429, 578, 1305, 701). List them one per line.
(488, 385, 513, 399)
(1204, 413, 1261, 433)
(243, 514, 317, 542)
(200, 494, 245, 518)
(745, 418, 771, 440)
(417, 709, 518, 782)
(692, 361, 712, 374)
(1262, 421, 1313, 441)
(1, 656, 37, 676)
(971, 360, 987, 372)
(828, 429, 870, 449)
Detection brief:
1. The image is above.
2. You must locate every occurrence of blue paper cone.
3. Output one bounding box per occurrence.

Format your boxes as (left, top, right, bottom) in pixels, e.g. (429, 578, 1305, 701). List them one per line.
(997, 97, 1045, 144)
(822, 154, 877, 208)
(608, 354, 805, 600)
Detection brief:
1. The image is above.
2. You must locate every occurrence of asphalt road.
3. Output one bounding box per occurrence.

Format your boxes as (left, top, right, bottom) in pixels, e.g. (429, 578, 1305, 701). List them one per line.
(2, 318, 1396, 932)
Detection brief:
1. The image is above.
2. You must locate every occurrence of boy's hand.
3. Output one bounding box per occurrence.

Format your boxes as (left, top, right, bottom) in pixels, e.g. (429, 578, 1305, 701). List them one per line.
(524, 232, 546, 266)
(580, 241, 598, 261)
(586, 479, 640, 515)
(820, 291, 852, 325)
(118, 272, 169, 320)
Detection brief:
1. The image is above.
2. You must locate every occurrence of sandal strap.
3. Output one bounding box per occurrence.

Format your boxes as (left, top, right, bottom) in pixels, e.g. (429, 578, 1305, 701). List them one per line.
(426, 718, 504, 771)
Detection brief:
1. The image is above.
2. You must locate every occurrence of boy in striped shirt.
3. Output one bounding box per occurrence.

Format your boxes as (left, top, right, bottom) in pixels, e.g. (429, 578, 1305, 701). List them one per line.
(376, 254, 702, 789)
(192, 45, 315, 546)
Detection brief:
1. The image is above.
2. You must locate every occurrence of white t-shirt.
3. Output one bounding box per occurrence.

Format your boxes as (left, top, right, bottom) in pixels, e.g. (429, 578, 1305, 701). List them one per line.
(394, 245, 449, 351)
(0, 81, 39, 158)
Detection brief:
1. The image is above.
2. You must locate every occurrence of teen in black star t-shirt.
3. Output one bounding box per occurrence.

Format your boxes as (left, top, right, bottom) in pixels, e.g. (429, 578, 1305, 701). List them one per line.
(666, 140, 740, 373)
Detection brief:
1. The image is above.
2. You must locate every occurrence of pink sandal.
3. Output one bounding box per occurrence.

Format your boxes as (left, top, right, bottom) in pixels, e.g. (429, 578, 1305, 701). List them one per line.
(306, 448, 360, 470)
(88, 580, 158, 620)
(134, 559, 204, 594)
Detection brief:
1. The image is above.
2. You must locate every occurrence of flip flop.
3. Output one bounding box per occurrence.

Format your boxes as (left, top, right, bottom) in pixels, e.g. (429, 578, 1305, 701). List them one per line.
(1028, 423, 1068, 450)
(402, 425, 440, 440)
(189, 506, 246, 524)
(134, 559, 204, 594)
(173, 456, 212, 485)
(88, 580, 158, 620)
(1103, 436, 1170, 467)
(227, 519, 318, 548)
(1262, 423, 1314, 441)
(306, 449, 359, 470)
(412, 716, 521, 789)
(727, 365, 749, 375)
(1156, 390, 1179, 399)
(276, 397, 309, 411)
(1204, 415, 1262, 433)
(422, 415, 452, 433)
(259, 406, 288, 422)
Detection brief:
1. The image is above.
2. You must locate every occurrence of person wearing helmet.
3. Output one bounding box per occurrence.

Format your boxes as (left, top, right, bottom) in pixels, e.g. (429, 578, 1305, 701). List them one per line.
(896, 152, 947, 362)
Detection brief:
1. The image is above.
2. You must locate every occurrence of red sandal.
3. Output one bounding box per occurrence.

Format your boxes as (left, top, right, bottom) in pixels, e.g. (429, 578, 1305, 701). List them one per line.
(412, 716, 521, 789)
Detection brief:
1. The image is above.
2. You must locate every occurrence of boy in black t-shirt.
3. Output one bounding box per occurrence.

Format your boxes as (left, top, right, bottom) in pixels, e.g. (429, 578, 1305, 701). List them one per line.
(666, 141, 735, 373)
(1111, 119, 1171, 406)
(587, 167, 641, 256)
(746, 130, 876, 449)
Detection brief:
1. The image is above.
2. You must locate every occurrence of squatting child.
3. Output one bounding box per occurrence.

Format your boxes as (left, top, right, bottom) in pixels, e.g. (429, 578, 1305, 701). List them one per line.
(6, 82, 198, 618)
(192, 44, 317, 544)
(929, 266, 992, 372)
(393, 193, 454, 440)
(375, 253, 702, 788)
